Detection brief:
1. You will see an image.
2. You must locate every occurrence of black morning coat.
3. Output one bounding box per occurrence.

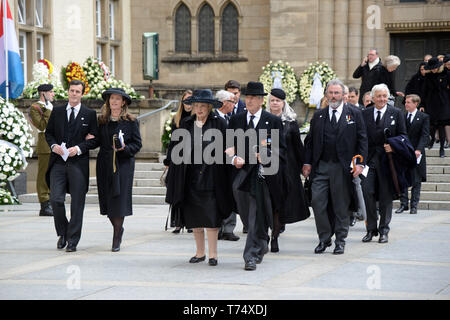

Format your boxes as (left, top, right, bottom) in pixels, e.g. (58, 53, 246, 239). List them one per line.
(45, 104, 99, 192)
(164, 113, 233, 222)
(279, 119, 310, 224)
(362, 105, 407, 197)
(304, 103, 368, 212)
(405, 110, 430, 183)
(94, 118, 142, 217)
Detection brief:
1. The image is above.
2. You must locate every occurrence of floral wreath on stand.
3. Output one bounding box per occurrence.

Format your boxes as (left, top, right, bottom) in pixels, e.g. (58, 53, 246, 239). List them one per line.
(64, 62, 90, 94)
(161, 112, 176, 152)
(259, 60, 299, 108)
(22, 60, 68, 99)
(0, 98, 34, 204)
(298, 61, 337, 133)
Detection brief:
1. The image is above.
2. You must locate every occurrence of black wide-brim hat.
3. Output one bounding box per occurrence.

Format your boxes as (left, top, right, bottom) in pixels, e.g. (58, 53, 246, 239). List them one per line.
(425, 57, 443, 70)
(102, 88, 132, 105)
(182, 89, 223, 108)
(444, 54, 450, 63)
(242, 81, 268, 96)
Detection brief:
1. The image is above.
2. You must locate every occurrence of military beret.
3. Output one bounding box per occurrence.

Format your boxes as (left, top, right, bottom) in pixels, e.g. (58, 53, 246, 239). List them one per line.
(37, 84, 54, 92)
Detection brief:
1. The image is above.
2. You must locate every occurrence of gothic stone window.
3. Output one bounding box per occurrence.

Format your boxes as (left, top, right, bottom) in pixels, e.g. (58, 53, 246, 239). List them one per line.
(175, 3, 191, 53)
(198, 3, 214, 53)
(221, 2, 238, 53)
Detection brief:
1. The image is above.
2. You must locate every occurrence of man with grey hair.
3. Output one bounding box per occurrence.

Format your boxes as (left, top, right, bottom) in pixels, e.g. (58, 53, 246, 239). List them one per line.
(303, 79, 368, 255)
(214, 90, 240, 241)
(353, 48, 384, 105)
(361, 83, 407, 244)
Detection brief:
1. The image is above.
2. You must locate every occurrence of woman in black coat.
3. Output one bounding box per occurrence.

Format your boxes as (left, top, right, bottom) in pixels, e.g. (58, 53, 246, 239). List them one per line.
(165, 89, 232, 266)
(404, 62, 427, 106)
(163, 90, 193, 233)
(94, 88, 142, 251)
(267, 88, 310, 252)
(422, 57, 450, 157)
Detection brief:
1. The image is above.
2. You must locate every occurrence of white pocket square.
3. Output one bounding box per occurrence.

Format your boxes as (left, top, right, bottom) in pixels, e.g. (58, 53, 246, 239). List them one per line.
(347, 121, 355, 125)
(82, 124, 88, 127)
(391, 120, 395, 125)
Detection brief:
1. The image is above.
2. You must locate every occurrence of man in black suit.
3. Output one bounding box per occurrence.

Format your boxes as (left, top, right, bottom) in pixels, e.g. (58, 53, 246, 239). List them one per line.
(225, 80, 246, 115)
(45, 80, 99, 252)
(361, 84, 407, 244)
(353, 49, 385, 105)
(396, 94, 430, 215)
(228, 81, 286, 270)
(303, 79, 368, 255)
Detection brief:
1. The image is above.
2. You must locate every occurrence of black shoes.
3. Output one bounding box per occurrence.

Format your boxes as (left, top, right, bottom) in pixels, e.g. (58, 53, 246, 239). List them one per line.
(112, 228, 124, 252)
(189, 255, 206, 263)
(221, 233, 240, 241)
(410, 207, 418, 214)
(314, 241, 332, 254)
(333, 244, 345, 255)
(440, 148, 445, 158)
(243, 226, 248, 234)
(270, 237, 279, 253)
(172, 227, 181, 234)
(208, 258, 218, 266)
(395, 205, 408, 214)
(66, 243, 77, 252)
(350, 216, 357, 226)
(39, 201, 53, 216)
(362, 231, 378, 242)
(57, 236, 67, 249)
(244, 260, 256, 271)
(378, 234, 388, 243)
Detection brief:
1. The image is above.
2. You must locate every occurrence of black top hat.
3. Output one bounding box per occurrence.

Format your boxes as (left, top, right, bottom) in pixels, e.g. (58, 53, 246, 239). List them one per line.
(270, 88, 286, 100)
(425, 57, 443, 70)
(243, 81, 268, 96)
(182, 89, 223, 108)
(102, 88, 132, 105)
(37, 84, 53, 92)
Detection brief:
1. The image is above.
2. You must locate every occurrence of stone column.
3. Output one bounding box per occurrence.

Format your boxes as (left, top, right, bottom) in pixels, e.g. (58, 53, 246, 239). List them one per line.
(191, 17, 198, 55)
(215, 16, 221, 55)
(348, 0, 364, 83)
(318, 0, 334, 66)
(333, 0, 349, 81)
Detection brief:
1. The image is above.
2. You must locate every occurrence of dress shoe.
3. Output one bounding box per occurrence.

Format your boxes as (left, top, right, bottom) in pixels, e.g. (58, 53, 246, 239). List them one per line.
(362, 231, 378, 242)
(39, 201, 53, 216)
(410, 207, 417, 214)
(279, 225, 285, 234)
(243, 226, 248, 234)
(221, 233, 240, 241)
(66, 244, 77, 252)
(395, 205, 408, 214)
(378, 234, 388, 243)
(314, 241, 332, 254)
(333, 244, 345, 255)
(270, 237, 279, 252)
(244, 260, 256, 271)
(172, 227, 181, 234)
(187, 229, 193, 233)
(428, 138, 434, 149)
(440, 148, 445, 158)
(189, 255, 206, 263)
(112, 227, 124, 252)
(350, 216, 357, 227)
(208, 258, 218, 266)
(57, 236, 67, 249)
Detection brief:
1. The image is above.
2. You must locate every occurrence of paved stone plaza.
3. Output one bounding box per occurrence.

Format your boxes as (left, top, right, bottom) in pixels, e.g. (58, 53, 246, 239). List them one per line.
(0, 203, 449, 300)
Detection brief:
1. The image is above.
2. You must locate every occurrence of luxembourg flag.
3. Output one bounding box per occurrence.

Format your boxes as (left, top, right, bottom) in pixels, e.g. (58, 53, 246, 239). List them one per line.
(0, 0, 24, 100)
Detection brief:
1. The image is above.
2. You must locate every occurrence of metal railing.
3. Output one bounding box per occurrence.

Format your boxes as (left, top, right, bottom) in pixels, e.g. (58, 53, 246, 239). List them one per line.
(137, 100, 179, 120)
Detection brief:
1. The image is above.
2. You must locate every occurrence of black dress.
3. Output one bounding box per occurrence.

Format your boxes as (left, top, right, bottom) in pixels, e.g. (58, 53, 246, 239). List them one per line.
(96, 119, 142, 217)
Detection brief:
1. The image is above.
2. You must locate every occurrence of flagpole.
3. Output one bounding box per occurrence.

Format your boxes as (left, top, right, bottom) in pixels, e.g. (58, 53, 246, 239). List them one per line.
(3, 0, 9, 102)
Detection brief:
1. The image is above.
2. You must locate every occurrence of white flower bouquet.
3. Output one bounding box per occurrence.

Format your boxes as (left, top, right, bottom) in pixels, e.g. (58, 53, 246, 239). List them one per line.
(259, 60, 299, 107)
(161, 112, 176, 151)
(22, 61, 68, 100)
(299, 61, 337, 107)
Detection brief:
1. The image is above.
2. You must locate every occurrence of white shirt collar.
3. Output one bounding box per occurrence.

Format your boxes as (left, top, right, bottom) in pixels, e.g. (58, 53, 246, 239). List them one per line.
(369, 57, 380, 70)
(329, 102, 344, 122)
(66, 103, 81, 112)
(247, 108, 262, 126)
(374, 105, 387, 120)
(216, 109, 226, 119)
(408, 109, 418, 121)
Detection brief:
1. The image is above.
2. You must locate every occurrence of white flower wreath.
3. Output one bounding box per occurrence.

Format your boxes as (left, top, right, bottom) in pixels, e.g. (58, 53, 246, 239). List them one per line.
(299, 61, 337, 107)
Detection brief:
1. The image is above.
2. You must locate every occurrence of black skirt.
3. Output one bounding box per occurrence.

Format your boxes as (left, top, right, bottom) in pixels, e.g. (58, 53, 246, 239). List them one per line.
(182, 188, 221, 229)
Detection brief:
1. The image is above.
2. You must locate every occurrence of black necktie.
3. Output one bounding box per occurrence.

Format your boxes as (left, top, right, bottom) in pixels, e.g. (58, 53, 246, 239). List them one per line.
(376, 111, 381, 126)
(69, 107, 75, 125)
(249, 115, 255, 129)
(407, 113, 412, 125)
(331, 109, 337, 127)
(225, 114, 230, 124)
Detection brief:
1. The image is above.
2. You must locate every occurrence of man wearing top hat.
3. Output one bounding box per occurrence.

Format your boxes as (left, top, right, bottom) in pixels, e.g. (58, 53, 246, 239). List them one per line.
(28, 84, 55, 216)
(227, 81, 286, 271)
(45, 80, 99, 252)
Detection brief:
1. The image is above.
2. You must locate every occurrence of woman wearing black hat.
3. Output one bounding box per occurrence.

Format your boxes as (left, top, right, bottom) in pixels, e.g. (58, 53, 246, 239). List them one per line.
(267, 88, 310, 252)
(404, 62, 427, 105)
(93, 88, 142, 251)
(165, 89, 232, 266)
(422, 57, 450, 157)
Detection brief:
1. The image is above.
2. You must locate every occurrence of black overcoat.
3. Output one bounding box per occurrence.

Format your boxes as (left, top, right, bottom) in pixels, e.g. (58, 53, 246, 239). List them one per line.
(422, 71, 450, 123)
(279, 119, 310, 224)
(353, 60, 385, 104)
(165, 113, 233, 221)
(95, 119, 142, 217)
(405, 111, 430, 182)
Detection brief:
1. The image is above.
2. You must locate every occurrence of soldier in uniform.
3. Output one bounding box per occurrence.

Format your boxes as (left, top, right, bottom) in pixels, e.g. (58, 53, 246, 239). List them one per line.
(28, 84, 55, 216)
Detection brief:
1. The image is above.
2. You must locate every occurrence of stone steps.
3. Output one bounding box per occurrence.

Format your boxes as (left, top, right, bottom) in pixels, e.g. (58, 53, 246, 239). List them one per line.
(18, 193, 166, 205)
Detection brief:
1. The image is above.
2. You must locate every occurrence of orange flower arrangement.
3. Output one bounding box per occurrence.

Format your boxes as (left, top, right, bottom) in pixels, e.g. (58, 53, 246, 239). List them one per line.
(38, 59, 53, 75)
(65, 62, 90, 94)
